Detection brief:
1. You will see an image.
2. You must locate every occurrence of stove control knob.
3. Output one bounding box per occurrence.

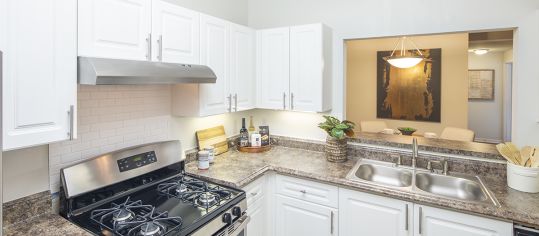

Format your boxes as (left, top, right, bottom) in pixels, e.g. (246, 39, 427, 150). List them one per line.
(232, 206, 242, 217)
(222, 213, 232, 224)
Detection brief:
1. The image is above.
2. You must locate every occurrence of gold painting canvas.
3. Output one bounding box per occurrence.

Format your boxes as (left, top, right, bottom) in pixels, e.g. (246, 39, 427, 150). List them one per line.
(377, 48, 442, 122)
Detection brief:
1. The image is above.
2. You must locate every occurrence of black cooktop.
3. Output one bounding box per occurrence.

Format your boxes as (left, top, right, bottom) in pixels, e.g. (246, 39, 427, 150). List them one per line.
(64, 173, 244, 236)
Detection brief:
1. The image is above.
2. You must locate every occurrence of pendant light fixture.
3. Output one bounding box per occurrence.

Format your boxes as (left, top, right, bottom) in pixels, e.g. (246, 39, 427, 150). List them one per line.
(384, 36, 425, 69)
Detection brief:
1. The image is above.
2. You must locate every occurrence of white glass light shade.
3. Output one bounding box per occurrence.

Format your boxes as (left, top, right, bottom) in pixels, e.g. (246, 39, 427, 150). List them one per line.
(386, 57, 424, 69)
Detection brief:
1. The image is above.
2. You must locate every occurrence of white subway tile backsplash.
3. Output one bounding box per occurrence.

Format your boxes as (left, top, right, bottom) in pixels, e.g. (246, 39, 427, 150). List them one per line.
(49, 85, 173, 193)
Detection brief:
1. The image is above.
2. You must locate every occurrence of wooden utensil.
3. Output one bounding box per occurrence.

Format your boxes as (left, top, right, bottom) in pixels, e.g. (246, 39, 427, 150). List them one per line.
(521, 146, 533, 167)
(196, 125, 229, 155)
(496, 143, 518, 165)
(506, 142, 522, 165)
(531, 147, 539, 168)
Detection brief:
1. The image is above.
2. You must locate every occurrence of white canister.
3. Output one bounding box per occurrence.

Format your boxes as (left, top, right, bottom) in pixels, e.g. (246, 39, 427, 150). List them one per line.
(204, 146, 215, 164)
(507, 162, 539, 193)
(198, 151, 210, 170)
(251, 133, 262, 147)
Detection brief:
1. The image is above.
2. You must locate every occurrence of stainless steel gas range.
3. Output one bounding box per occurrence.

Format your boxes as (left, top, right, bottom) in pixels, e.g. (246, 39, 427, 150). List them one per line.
(59, 141, 249, 236)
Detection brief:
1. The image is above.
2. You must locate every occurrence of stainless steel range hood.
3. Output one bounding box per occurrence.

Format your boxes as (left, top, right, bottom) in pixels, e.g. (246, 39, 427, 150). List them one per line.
(78, 57, 217, 85)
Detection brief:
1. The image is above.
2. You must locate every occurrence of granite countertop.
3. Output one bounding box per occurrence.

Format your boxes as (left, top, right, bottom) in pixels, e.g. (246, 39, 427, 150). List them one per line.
(4, 213, 92, 236)
(2, 191, 91, 236)
(186, 146, 539, 227)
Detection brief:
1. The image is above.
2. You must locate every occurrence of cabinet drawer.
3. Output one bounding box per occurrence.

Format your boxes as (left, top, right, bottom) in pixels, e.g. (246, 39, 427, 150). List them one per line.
(243, 175, 266, 207)
(275, 174, 338, 208)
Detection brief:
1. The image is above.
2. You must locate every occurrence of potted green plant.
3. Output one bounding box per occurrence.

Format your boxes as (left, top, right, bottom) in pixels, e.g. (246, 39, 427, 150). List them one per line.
(318, 116, 356, 162)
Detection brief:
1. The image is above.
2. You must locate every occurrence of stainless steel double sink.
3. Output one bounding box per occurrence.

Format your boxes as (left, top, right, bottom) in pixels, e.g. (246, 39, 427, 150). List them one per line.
(346, 159, 499, 206)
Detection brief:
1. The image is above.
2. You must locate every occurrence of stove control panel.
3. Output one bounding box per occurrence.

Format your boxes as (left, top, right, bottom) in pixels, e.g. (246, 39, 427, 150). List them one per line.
(117, 151, 157, 172)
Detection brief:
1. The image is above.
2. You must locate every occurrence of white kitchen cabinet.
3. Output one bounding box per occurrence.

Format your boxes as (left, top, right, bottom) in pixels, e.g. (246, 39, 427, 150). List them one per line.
(289, 24, 332, 112)
(0, 0, 77, 150)
(256, 24, 332, 112)
(172, 16, 256, 117)
(197, 14, 230, 116)
(151, 0, 200, 64)
(78, 0, 152, 61)
(256, 27, 290, 110)
(275, 194, 338, 236)
(414, 204, 512, 236)
(244, 175, 270, 236)
(229, 23, 256, 112)
(339, 188, 412, 236)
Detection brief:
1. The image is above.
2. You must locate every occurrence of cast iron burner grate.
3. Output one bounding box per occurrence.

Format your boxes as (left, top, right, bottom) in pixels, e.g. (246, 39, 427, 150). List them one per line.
(90, 197, 182, 236)
(157, 176, 233, 210)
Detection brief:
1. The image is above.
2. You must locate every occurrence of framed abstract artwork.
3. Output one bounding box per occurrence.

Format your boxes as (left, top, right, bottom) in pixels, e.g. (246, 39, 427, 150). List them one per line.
(377, 48, 442, 122)
(468, 69, 495, 100)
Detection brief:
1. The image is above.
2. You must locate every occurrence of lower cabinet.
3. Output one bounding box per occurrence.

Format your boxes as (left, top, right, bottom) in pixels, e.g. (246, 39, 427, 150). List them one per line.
(275, 194, 338, 236)
(243, 174, 271, 236)
(415, 204, 512, 236)
(339, 188, 412, 236)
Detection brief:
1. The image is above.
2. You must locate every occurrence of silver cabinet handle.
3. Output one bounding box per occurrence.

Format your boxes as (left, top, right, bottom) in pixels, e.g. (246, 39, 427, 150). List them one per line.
(330, 211, 334, 234)
(250, 192, 258, 196)
(233, 93, 238, 112)
(67, 105, 74, 140)
(299, 190, 306, 194)
(146, 33, 152, 61)
(283, 92, 286, 110)
(290, 92, 294, 110)
(419, 206, 423, 235)
(405, 204, 409, 231)
(157, 35, 163, 61)
(227, 94, 232, 112)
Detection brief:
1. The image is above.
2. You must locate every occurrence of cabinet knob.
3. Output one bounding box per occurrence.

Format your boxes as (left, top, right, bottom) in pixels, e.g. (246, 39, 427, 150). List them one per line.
(300, 190, 306, 194)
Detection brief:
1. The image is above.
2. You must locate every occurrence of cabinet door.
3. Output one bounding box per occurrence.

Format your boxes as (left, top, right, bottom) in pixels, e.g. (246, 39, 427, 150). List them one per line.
(256, 27, 290, 110)
(414, 205, 512, 236)
(152, 0, 200, 64)
(289, 24, 324, 112)
(78, 0, 151, 61)
(198, 14, 229, 116)
(339, 188, 412, 236)
(1, 0, 77, 150)
(246, 194, 268, 236)
(229, 23, 255, 112)
(275, 195, 337, 236)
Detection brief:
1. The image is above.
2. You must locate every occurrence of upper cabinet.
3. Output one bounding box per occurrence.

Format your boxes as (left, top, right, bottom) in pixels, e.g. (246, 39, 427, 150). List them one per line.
(1, 0, 77, 150)
(172, 16, 255, 117)
(151, 0, 200, 64)
(78, 0, 152, 60)
(256, 27, 290, 110)
(229, 23, 256, 112)
(257, 24, 332, 113)
(198, 14, 230, 116)
(289, 24, 332, 112)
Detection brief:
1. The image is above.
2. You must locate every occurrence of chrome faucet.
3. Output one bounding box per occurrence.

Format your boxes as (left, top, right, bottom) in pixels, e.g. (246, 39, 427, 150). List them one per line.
(412, 138, 418, 169)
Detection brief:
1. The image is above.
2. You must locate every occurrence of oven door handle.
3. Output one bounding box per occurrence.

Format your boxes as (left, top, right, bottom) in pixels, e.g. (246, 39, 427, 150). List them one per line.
(216, 214, 250, 236)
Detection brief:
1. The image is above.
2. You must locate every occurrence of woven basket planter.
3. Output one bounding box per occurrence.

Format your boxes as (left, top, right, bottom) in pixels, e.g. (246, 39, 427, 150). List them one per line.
(325, 136, 348, 162)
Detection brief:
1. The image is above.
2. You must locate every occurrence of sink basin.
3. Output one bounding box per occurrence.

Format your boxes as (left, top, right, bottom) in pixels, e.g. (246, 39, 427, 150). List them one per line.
(346, 159, 499, 206)
(351, 162, 413, 188)
(415, 172, 488, 202)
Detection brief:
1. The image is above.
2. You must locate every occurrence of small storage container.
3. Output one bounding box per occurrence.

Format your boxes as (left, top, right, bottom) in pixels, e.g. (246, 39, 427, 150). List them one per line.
(507, 162, 539, 193)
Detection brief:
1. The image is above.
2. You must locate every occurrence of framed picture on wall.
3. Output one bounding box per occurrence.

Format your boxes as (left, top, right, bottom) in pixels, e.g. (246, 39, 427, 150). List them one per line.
(468, 69, 495, 100)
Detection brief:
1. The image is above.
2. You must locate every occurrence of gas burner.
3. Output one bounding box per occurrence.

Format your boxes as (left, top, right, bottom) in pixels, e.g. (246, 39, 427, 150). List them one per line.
(126, 208, 183, 236)
(90, 197, 182, 236)
(157, 176, 206, 198)
(197, 192, 217, 206)
(139, 222, 163, 236)
(113, 208, 134, 222)
(176, 184, 188, 193)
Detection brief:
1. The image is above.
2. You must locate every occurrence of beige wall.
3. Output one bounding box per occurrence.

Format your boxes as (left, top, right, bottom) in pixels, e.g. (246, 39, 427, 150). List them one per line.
(346, 33, 469, 135)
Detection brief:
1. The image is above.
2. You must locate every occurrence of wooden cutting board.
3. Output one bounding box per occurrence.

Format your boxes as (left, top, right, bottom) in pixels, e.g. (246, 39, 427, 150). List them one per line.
(196, 125, 228, 155)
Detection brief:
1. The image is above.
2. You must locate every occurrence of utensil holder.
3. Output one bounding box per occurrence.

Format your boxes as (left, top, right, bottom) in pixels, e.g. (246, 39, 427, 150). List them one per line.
(507, 162, 539, 193)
